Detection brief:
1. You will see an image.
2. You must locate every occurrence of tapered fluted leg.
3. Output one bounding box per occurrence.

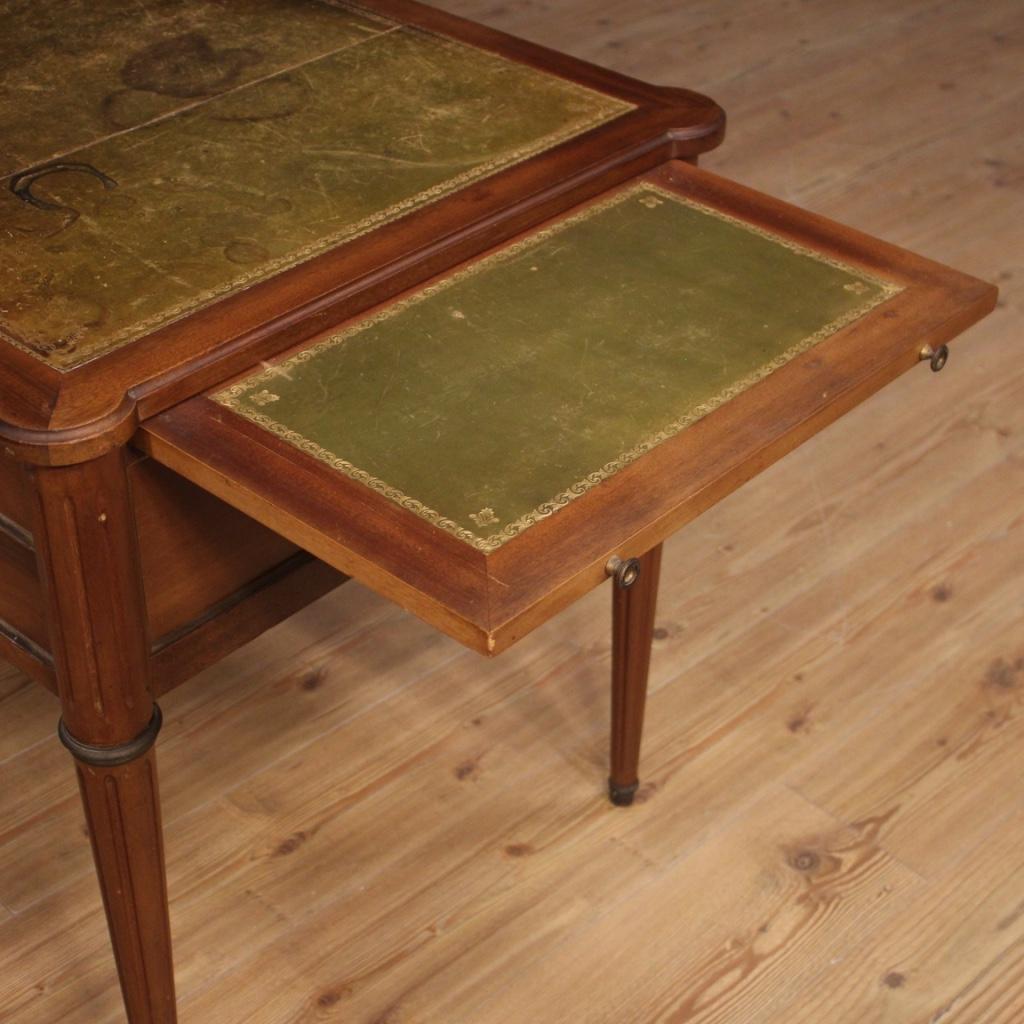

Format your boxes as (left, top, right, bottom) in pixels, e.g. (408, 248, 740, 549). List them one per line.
(71, 742, 175, 1023)
(32, 449, 177, 1023)
(608, 544, 663, 807)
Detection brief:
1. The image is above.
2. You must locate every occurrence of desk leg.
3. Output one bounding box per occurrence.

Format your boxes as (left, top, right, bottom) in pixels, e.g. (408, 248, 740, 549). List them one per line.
(32, 449, 177, 1024)
(608, 544, 662, 807)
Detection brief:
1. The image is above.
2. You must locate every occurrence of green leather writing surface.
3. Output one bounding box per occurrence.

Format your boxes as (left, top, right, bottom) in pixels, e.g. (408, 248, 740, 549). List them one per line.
(217, 183, 901, 551)
(0, 1, 630, 369)
(0, 0, 389, 177)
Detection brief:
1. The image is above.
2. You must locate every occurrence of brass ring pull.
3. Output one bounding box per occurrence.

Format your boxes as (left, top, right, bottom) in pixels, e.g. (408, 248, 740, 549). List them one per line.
(919, 344, 949, 372)
(606, 555, 641, 589)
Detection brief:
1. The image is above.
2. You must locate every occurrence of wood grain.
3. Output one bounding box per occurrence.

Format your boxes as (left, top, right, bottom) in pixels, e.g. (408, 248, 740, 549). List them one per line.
(1, 0, 1020, 1022)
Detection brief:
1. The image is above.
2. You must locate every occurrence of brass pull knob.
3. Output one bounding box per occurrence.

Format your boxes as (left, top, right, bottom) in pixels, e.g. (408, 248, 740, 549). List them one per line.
(606, 555, 641, 589)
(919, 344, 949, 372)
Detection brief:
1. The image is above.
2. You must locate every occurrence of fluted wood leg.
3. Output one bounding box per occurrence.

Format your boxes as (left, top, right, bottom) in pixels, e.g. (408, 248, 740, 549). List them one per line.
(73, 748, 175, 1023)
(32, 449, 177, 1023)
(608, 544, 663, 806)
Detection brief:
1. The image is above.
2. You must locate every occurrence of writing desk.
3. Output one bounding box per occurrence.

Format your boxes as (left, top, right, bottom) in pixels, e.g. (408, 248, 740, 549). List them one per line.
(0, 2, 994, 1021)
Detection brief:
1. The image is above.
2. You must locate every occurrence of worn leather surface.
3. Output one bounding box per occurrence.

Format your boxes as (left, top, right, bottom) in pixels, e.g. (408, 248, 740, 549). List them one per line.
(218, 182, 900, 551)
(0, 0, 630, 369)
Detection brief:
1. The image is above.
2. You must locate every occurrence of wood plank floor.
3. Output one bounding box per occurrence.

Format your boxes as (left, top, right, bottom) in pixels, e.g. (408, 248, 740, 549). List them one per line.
(2, 0, 1021, 1020)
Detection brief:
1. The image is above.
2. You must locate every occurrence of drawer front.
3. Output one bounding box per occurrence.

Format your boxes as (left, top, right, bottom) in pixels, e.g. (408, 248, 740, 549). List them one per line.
(0, 454, 34, 542)
(131, 457, 301, 646)
(0, 528, 48, 657)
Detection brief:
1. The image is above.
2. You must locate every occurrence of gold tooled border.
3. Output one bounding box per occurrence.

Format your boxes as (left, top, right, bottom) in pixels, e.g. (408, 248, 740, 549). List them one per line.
(217, 181, 904, 553)
(2, 4, 633, 371)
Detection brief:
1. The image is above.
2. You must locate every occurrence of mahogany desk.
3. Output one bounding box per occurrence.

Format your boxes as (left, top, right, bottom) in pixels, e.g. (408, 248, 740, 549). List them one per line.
(0, 2, 995, 1021)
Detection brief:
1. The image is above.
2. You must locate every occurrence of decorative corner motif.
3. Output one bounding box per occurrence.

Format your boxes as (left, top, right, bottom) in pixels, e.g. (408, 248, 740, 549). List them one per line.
(469, 508, 500, 528)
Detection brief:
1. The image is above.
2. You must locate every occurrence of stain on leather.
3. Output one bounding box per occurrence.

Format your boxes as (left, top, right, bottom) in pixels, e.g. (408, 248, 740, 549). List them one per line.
(211, 75, 312, 122)
(225, 240, 271, 265)
(121, 32, 261, 98)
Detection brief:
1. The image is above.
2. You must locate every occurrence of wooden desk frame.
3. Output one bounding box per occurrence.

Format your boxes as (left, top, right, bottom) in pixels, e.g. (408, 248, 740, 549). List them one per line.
(0, 3, 726, 1020)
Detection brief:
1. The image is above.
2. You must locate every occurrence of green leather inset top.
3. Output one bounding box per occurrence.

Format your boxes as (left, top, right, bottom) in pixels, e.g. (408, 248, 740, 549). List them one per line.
(0, 0, 631, 369)
(217, 183, 901, 551)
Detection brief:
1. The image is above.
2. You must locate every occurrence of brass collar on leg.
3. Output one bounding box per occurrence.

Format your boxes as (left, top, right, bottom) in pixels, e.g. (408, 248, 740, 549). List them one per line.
(58, 705, 163, 768)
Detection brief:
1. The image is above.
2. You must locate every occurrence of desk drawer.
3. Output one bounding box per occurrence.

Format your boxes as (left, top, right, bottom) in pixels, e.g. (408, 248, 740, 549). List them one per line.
(0, 455, 34, 544)
(0, 528, 48, 664)
(139, 160, 996, 655)
(131, 458, 301, 644)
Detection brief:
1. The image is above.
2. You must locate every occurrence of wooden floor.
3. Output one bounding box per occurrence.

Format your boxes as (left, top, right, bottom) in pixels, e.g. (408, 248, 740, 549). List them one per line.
(2, 1, 1022, 1021)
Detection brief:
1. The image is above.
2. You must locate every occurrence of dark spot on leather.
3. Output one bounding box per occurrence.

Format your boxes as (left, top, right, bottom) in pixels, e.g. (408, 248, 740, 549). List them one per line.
(653, 626, 669, 640)
(275, 831, 308, 856)
(505, 843, 534, 858)
(211, 74, 311, 122)
(793, 672, 805, 682)
(936, 736, 948, 747)
(883, 971, 906, 989)
(262, 196, 295, 216)
(790, 849, 820, 873)
(787, 714, 808, 734)
(985, 658, 1019, 691)
(318, 990, 343, 1007)
(931, 583, 953, 602)
(225, 240, 269, 264)
(883, 308, 898, 318)
(454, 757, 480, 781)
(470, 717, 483, 727)
(101, 87, 177, 129)
(121, 32, 260, 98)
